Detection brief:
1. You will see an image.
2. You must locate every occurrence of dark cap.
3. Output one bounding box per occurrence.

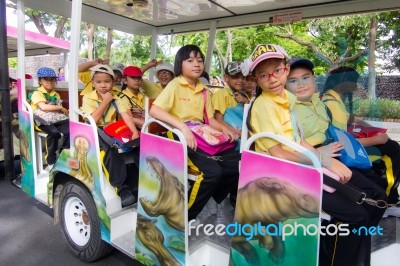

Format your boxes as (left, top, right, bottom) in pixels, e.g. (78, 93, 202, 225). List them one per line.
(225, 61, 243, 76)
(288, 58, 314, 71)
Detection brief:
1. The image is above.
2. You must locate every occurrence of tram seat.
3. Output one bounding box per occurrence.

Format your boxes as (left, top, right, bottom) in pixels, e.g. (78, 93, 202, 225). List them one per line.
(35, 131, 48, 173)
(240, 103, 331, 221)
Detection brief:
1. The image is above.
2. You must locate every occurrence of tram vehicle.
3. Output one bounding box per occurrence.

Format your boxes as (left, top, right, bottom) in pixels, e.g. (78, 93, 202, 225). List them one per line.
(4, 0, 400, 265)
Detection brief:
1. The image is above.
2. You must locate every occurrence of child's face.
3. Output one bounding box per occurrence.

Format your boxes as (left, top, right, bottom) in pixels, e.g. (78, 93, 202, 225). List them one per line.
(286, 67, 316, 102)
(92, 73, 113, 94)
(244, 75, 257, 93)
(224, 73, 245, 92)
(157, 70, 174, 87)
(124, 76, 142, 91)
(254, 59, 289, 98)
(182, 51, 204, 81)
(39, 77, 57, 90)
(113, 71, 123, 86)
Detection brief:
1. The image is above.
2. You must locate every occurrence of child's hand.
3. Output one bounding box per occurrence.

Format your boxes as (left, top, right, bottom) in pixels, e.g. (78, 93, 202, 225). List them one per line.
(101, 92, 114, 103)
(317, 142, 344, 157)
(322, 156, 352, 183)
(94, 58, 109, 65)
(148, 59, 163, 68)
(222, 126, 239, 142)
(181, 125, 197, 150)
(60, 107, 69, 115)
(234, 92, 249, 104)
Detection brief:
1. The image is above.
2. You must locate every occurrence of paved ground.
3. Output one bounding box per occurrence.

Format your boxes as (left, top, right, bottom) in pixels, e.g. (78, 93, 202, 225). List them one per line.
(0, 178, 142, 266)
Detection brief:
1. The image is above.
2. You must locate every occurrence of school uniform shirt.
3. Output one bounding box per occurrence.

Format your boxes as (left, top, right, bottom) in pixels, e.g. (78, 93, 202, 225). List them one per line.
(30, 86, 61, 110)
(211, 87, 238, 115)
(81, 88, 128, 127)
(293, 93, 329, 147)
(141, 79, 163, 99)
(321, 89, 349, 130)
(79, 70, 121, 96)
(153, 75, 214, 123)
(120, 89, 145, 109)
(250, 89, 298, 152)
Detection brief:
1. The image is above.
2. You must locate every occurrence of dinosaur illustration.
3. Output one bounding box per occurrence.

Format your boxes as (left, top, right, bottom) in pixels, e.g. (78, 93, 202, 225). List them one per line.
(139, 156, 185, 231)
(232, 177, 319, 265)
(69, 136, 94, 190)
(136, 214, 181, 266)
(19, 130, 31, 174)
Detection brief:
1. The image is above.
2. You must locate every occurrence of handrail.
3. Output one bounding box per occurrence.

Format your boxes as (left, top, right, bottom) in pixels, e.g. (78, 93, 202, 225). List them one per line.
(243, 132, 321, 168)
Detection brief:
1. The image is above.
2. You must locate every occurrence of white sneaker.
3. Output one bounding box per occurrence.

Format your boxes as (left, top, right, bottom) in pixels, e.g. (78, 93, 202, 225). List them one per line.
(383, 206, 400, 218)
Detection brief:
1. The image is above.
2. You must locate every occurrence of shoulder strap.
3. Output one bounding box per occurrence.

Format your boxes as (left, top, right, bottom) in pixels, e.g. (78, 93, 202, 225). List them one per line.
(201, 89, 209, 124)
(118, 91, 142, 109)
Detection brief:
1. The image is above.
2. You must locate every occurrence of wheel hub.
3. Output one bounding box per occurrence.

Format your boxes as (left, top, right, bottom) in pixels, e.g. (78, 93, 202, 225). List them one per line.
(64, 196, 91, 246)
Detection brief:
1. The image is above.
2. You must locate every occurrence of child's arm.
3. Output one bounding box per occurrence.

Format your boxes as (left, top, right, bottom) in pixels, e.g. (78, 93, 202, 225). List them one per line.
(214, 111, 241, 135)
(149, 105, 197, 150)
(78, 58, 109, 72)
(140, 59, 163, 74)
(268, 142, 351, 183)
(357, 134, 389, 146)
(120, 111, 140, 139)
(37, 102, 68, 115)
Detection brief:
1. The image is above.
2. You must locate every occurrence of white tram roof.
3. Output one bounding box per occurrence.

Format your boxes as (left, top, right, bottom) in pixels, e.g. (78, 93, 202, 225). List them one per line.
(13, 0, 400, 35)
(7, 25, 70, 57)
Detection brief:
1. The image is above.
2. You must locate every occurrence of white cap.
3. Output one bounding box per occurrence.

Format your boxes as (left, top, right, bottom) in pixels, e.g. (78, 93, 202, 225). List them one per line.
(155, 62, 174, 76)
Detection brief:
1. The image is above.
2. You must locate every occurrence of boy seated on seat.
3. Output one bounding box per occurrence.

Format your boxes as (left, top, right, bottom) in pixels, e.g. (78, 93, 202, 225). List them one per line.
(81, 64, 139, 207)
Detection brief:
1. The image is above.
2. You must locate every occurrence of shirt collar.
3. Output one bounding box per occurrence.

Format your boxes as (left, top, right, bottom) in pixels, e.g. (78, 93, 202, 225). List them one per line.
(325, 89, 341, 101)
(38, 86, 54, 94)
(261, 89, 295, 109)
(177, 75, 206, 93)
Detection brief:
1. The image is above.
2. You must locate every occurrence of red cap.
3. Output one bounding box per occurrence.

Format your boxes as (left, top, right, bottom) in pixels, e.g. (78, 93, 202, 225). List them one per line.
(123, 66, 142, 77)
(25, 74, 33, 79)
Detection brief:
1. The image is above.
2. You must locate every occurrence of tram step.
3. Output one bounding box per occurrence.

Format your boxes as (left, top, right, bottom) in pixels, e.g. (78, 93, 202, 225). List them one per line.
(111, 230, 136, 259)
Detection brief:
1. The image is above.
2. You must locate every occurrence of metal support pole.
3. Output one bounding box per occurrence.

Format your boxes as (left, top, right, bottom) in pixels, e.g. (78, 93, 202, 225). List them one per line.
(149, 28, 158, 82)
(205, 20, 217, 75)
(0, 0, 15, 180)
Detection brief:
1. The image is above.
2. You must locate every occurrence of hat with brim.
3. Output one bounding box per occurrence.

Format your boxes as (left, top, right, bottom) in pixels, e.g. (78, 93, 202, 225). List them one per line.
(155, 62, 174, 76)
(249, 44, 290, 72)
(225, 61, 243, 76)
(111, 63, 125, 74)
(288, 58, 314, 71)
(91, 64, 115, 80)
(123, 66, 143, 77)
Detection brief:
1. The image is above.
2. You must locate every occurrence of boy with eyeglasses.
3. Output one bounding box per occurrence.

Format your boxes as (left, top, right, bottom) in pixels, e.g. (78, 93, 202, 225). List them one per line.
(284, 57, 387, 266)
(140, 61, 175, 99)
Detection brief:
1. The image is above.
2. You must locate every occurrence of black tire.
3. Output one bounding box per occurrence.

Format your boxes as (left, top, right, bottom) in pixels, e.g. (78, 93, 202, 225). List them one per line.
(59, 181, 113, 262)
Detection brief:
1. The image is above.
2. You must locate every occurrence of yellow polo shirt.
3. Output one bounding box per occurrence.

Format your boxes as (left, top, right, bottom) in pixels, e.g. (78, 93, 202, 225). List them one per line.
(30, 86, 61, 110)
(321, 89, 349, 130)
(250, 89, 298, 151)
(81, 89, 128, 126)
(120, 89, 145, 109)
(141, 79, 163, 99)
(293, 93, 329, 147)
(153, 75, 214, 123)
(79, 70, 120, 96)
(211, 87, 238, 115)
